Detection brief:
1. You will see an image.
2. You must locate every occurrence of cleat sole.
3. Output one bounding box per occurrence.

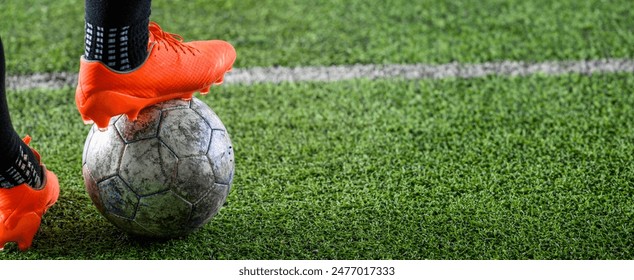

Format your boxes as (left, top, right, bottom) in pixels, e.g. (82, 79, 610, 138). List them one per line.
(77, 88, 213, 130)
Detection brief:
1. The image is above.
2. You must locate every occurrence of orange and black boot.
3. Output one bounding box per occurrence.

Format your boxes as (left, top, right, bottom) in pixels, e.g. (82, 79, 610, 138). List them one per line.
(0, 136, 60, 251)
(75, 22, 236, 130)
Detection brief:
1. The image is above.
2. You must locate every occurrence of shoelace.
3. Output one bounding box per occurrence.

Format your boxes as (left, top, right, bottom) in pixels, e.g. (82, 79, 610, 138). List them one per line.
(149, 22, 199, 55)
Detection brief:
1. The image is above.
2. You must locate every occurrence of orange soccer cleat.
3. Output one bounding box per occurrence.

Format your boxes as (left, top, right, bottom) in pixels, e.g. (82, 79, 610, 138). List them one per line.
(0, 136, 60, 251)
(75, 22, 236, 129)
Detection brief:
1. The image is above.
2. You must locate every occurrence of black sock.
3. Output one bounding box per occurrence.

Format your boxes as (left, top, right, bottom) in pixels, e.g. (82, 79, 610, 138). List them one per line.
(0, 37, 44, 189)
(84, 0, 152, 71)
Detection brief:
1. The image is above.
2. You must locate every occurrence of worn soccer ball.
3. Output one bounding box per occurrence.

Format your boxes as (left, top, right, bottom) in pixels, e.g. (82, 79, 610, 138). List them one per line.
(81, 98, 234, 238)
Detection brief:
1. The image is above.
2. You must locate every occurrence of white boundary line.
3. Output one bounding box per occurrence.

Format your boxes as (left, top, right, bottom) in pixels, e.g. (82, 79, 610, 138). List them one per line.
(6, 58, 634, 90)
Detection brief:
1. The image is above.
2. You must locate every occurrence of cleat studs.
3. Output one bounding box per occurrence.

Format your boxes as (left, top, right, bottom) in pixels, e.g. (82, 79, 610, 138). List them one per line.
(83, 119, 95, 125)
(94, 117, 112, 131)
(200, 85, 212, 95)
(181, 93, 194, 101)
(126, 110, 141, 122)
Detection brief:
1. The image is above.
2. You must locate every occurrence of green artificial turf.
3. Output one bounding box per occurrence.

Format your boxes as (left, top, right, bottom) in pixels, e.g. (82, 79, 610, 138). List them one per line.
(1, 0, 633, 74)
(1, 0, 633, 261)
(1, 73, 633, 259)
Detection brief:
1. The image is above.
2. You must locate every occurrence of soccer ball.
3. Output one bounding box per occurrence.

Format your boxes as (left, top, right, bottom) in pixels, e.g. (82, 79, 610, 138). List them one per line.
(81, 98, 234, 238)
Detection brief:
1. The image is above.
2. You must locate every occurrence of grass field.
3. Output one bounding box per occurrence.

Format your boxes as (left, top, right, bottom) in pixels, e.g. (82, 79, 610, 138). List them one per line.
(1, 0, 634, 260)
